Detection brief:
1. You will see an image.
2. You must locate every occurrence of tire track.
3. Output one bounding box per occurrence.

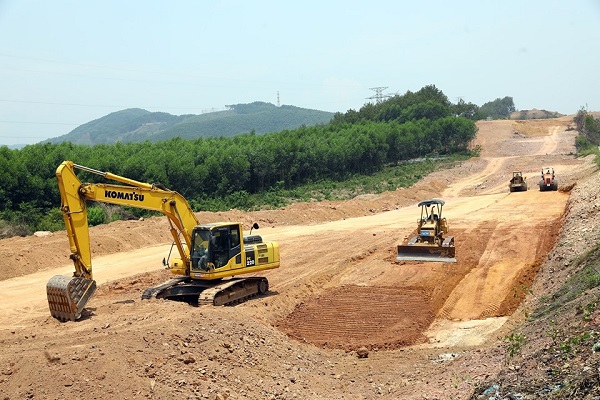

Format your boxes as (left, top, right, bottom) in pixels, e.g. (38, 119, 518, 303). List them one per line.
(278, 285, 434, 350)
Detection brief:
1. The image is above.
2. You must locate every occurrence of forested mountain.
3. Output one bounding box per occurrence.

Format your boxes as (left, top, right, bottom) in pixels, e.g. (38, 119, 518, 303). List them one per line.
(1, 85, 483, 238)
(45, 102, 334, 145)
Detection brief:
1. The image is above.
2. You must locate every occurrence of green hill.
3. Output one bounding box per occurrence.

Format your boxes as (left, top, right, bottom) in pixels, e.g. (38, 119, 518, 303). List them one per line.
(46, 102, 334, 145)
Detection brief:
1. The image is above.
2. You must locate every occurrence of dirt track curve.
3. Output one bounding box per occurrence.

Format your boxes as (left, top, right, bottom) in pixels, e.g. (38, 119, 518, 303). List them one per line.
(0, 116, 593, 399)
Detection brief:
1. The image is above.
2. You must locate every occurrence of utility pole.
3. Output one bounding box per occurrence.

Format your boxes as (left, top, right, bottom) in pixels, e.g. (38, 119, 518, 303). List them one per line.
(367, 87, 390, 104)
(277, 91, 280, 107)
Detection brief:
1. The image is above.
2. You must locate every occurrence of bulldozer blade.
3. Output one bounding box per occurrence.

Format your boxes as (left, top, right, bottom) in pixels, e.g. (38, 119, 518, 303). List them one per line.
(396, 245, 456, 263)
(47, 275, 97, 321)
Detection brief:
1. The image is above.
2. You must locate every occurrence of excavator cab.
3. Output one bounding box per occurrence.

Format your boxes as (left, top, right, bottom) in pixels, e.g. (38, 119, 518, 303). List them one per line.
(396, 199, 456, 263)
(186, 222, 268, 277)
(190, 228, 211, 271)
(190, 224, 241, 272)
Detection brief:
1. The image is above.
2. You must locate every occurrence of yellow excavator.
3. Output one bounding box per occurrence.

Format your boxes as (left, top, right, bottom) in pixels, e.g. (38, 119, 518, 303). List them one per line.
(396, 199, 456, 263)
(47, 161, 280, 321)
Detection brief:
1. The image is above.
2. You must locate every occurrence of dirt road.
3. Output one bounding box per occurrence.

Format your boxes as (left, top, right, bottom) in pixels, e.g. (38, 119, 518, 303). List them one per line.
(0, 116, 592, 399)
(273, 121, 571, 349)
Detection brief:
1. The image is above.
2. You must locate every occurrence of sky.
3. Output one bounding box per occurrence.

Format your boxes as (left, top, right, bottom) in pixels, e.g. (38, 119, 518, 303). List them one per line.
(0, 1, 599, 147)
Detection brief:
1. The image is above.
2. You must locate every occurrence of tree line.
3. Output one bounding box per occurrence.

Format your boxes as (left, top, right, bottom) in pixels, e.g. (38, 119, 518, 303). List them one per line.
(574, 108, 600, 166)
(0, 85, 478, 237)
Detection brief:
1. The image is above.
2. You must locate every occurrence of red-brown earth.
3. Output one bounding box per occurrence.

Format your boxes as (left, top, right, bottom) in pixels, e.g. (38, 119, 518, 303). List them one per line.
(0, 116, 599, 399)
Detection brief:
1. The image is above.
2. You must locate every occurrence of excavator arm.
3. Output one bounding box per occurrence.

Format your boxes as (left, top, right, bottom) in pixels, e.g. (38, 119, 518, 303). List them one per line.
(48, 161, 200, 321)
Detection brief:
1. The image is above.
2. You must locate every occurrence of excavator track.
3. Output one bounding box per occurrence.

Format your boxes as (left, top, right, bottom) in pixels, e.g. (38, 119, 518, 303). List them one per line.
(142, 277, 269, 306)
(199, 277, 269, 306)
(141, 276, 190, 299)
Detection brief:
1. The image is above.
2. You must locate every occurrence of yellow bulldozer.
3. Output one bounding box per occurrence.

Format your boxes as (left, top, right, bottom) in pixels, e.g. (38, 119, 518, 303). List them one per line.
(396, 199, 456, 263)
(47, 161, 280, 321)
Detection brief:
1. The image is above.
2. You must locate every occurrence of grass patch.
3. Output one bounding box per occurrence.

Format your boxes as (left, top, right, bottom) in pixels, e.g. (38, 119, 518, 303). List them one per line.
(576, 135, 600, 166)
(505, 332, 526, 358)
(0, 219, 30, 239)
(237, 154, 470, 211)
(533, 243, 600, 319)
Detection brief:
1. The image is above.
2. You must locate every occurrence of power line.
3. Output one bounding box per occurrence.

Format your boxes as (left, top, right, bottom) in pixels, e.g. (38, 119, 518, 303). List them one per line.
(0, 120, 77, 125)
(0, 53, 193, 78)
(0, 99, 125, 108)
(0, 98, 204, 110)
(0, 135, 51, 139)
(0, 53, 377, 93)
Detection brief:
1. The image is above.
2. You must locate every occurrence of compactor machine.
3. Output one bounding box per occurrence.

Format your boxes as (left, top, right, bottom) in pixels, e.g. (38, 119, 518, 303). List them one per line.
(396, 199, 456, 263)
(47, 161, 280, 321)
(539, 166, 558, 191)
(508, 171, 527, 192)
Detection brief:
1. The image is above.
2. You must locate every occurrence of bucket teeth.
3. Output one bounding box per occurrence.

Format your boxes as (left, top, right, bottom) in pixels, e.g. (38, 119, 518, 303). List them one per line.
(47, 275, 97, 321)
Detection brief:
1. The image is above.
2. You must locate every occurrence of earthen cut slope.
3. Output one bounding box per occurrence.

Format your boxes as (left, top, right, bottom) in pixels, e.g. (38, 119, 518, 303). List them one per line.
(0, 116, 594, 399)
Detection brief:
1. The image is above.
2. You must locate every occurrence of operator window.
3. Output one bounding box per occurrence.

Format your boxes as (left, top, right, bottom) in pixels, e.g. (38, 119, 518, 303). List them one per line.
(230, 225, 240, 248)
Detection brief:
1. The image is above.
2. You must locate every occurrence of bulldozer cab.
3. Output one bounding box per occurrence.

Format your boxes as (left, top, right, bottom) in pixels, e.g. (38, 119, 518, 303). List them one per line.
(421, 202, 441, 222)
(418, 200, 446, 237)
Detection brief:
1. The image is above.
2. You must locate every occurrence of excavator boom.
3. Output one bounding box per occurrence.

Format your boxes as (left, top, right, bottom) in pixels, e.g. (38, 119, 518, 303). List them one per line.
(49, 161, 199, 320)
(48, 161, 280, 321)
(48, 162, 100, 320)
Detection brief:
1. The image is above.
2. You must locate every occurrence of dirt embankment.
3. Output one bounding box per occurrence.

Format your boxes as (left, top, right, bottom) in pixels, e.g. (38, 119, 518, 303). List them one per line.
(0, 116, 599, 400)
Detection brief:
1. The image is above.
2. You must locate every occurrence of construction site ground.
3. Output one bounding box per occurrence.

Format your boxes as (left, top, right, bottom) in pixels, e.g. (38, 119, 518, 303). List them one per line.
(0, 116, 599, 399)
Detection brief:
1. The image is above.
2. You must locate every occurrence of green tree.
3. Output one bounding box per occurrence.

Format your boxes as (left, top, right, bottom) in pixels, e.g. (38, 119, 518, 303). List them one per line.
(452, 99, 480, 119)
(401, 100, 450, 122)
(479, 96, 516, 119)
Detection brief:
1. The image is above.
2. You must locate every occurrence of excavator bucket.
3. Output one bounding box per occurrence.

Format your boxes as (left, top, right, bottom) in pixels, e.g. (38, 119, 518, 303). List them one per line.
(46, 275, 97, 321)
(396, 243, 456, 263)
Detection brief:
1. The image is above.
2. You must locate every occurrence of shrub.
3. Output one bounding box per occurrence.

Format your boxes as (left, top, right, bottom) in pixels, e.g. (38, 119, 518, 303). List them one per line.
(87, 206, 106, 226)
